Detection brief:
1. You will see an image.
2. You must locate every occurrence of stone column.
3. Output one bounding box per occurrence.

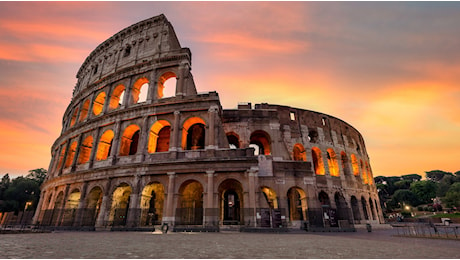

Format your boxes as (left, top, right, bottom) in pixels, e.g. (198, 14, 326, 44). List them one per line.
(205, 170, 215, 226)
(58, 140, 71, 175)
(206, 106, 218, 149)
(74, 181, 89, 227)
(163, 172, 176, 225)
(71, 134, 84, 172)
(269, 123, 282, 160)
(102, 86, 112, 115)
(139, 116, 150, 161)
(88, 127, 101, 168)
(95, 178, 112, 228)
(170, 111, 181, 151)
(247, 167, 258, 227)
(32, 190, 46, 225)
(176, 61, 190, 97)
(110, 120, 122, 165)
(126, 175, 141, 227)
(57, 184, 71, 226)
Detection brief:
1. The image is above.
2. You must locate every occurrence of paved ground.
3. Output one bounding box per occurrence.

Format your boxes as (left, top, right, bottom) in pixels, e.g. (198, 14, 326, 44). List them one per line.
(0, 228, 459, 258)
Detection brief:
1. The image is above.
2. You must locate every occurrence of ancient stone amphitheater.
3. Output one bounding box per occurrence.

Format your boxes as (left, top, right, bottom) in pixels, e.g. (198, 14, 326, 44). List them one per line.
(34, 14, 383, 231)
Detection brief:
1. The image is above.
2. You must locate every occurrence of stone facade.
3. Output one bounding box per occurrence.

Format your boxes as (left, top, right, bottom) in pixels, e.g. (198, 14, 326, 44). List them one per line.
(33, 14, 383, 231)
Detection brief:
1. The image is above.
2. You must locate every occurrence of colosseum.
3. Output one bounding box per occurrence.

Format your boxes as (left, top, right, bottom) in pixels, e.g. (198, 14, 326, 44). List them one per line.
(33, 14, 383, 232)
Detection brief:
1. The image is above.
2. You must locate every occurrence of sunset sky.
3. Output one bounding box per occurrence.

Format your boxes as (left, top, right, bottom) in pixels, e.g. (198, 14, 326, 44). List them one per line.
(0, 2, 459, 179)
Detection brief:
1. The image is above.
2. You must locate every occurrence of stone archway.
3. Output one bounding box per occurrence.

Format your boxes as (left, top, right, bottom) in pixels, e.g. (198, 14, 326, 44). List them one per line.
(177, 180, 204, 225)
(109, 183, 132, 226)
(218, 179, 244, 225)
(287, 187, 307, 222)
(140, 182, 165, 226)
(83, 186, 103, 226)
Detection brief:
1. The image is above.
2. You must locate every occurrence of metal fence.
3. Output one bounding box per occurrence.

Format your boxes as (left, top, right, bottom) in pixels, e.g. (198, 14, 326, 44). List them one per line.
(392, 223, 459, 239)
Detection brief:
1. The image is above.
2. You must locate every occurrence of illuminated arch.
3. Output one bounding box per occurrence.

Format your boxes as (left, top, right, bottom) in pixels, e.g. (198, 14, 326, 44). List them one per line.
(109, 183, 132, 225)
(327, 148, 340, 177)
(178, 180, 204, 225)
(311, 147, 325, 175)
(64, 141, 78, 168)
(366, 162, 373, 185)
(148, 120, 171, 153)
(360, 160, 368, 184)
(79, 99, 90, 122)
(293, 143, 306, 161)
(96, 130, 114, 161)
(132, 77, 149, 104)
(119, 124, 141, 156)
(250, 130, 271, 155)
(109, 84, 125, 110)
(65, 189, 81, 209)
(260, 186, 278, 209)
(226, 132, 240, 149)
(77, 136, 93, 164)
(287, 187, 307, 221)
(70, 108, 78, 127)
(56, 144, 67, 170)
(92, 91, 106, 116)
(182, 117, 206, 150)
(140, 182, 165, 226)
(350, 154, 360, 176)
(157, 71, 177, 99)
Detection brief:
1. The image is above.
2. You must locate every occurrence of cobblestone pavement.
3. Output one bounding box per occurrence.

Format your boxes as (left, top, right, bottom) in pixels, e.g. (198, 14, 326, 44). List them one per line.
(0, 228, 459, 259)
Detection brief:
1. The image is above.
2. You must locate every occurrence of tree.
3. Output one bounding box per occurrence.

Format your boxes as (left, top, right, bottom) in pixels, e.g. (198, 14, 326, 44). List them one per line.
(388, 189, 421, 207)
(401, 174, 422, 182)
(0, 174, 11, 199)
(394, 180, 411, 190)
(443, 182, 460, 208)
(436, 174, 455, 197)
(426, 170, 453, 182)
(410, 180, 437, 204)
(2, 177, 41, 213)
(26, 168, 47, 186)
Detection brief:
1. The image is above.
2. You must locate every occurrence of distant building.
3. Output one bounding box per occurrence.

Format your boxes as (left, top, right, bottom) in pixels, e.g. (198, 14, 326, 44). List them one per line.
(33, 14, 383, 231)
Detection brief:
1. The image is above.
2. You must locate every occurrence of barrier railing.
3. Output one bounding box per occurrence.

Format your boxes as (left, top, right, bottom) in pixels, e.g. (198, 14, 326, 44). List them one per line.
(391, 223, 459, 239)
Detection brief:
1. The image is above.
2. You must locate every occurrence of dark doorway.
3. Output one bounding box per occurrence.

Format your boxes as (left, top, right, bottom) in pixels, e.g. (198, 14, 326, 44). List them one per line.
(223, 190, 240, 224)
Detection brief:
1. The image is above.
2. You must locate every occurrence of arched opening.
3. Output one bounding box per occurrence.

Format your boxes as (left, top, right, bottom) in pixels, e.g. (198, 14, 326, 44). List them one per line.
(250, 130, 271, 155)
(64, 141, 78, 168)
(83, 187, 102, 226)
(52, 191, 64, 226)
(293, 143, 307, 161)
(62, 189, 80, 226)
(319, 191, 333, 227)
(366, 162, 373, 185)
(261, 186, 278, 209)
(361, 196, 369, 220)
(132, 77, 149, 104)
(334, 192, 350, 223)
(177, 180, 203, 225)
(140, 182, 165, 226)
(287, 187, 307, 221)
(308, 130, 318, 143)
(148, 120, 171, 153)
(109, 84, 125, 110)
(92, 92, 106, 116)
(312, 147, 325, 175)
(327, 148, 340, 177)
(351, 154, 360, 176)
(79, 99, 90, 122)
(158, 72, 177, 99)
(70, 108, 78, 127)
(319, 191, 330, 207)
(350, 196, 361, 223)
(226, 132, 240, 149)
(109, 183, 132, 226)
(218, 179, 244, 225)
(56, 144, 67, 170)
(96, 130, 114, 161)
(341, 151, 351, 176)
(77, 136, 93, 165)
(360, 160, 368, 184)
(369, 198, 376, 220)
(119, 125, 140, 156)
(182, 117, 206, 150)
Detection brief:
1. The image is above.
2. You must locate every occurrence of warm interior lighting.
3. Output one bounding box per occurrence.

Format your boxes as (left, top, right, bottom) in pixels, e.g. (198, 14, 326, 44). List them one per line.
(351, 154, 360, 176)
(77, 135, 93, 164)
(157, 72, 176, 99)
(148, 120, 171, 153)
(70, 108, 78, 127)
(79, 99, 90, 122)
(261, 186, 278, 209)
(96, 130, 114, 161)
(109, 84, 125, 110)
(132, 77, 149, 104)
(181, 117, 206, 150)
(293, 143, 306, 161)
(312, 147, 325, 175)
(119, 124, 141, 156)
(327, 148, 340, 177)
(64, 141, 78, 168)
(93, 92, 106, 116)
